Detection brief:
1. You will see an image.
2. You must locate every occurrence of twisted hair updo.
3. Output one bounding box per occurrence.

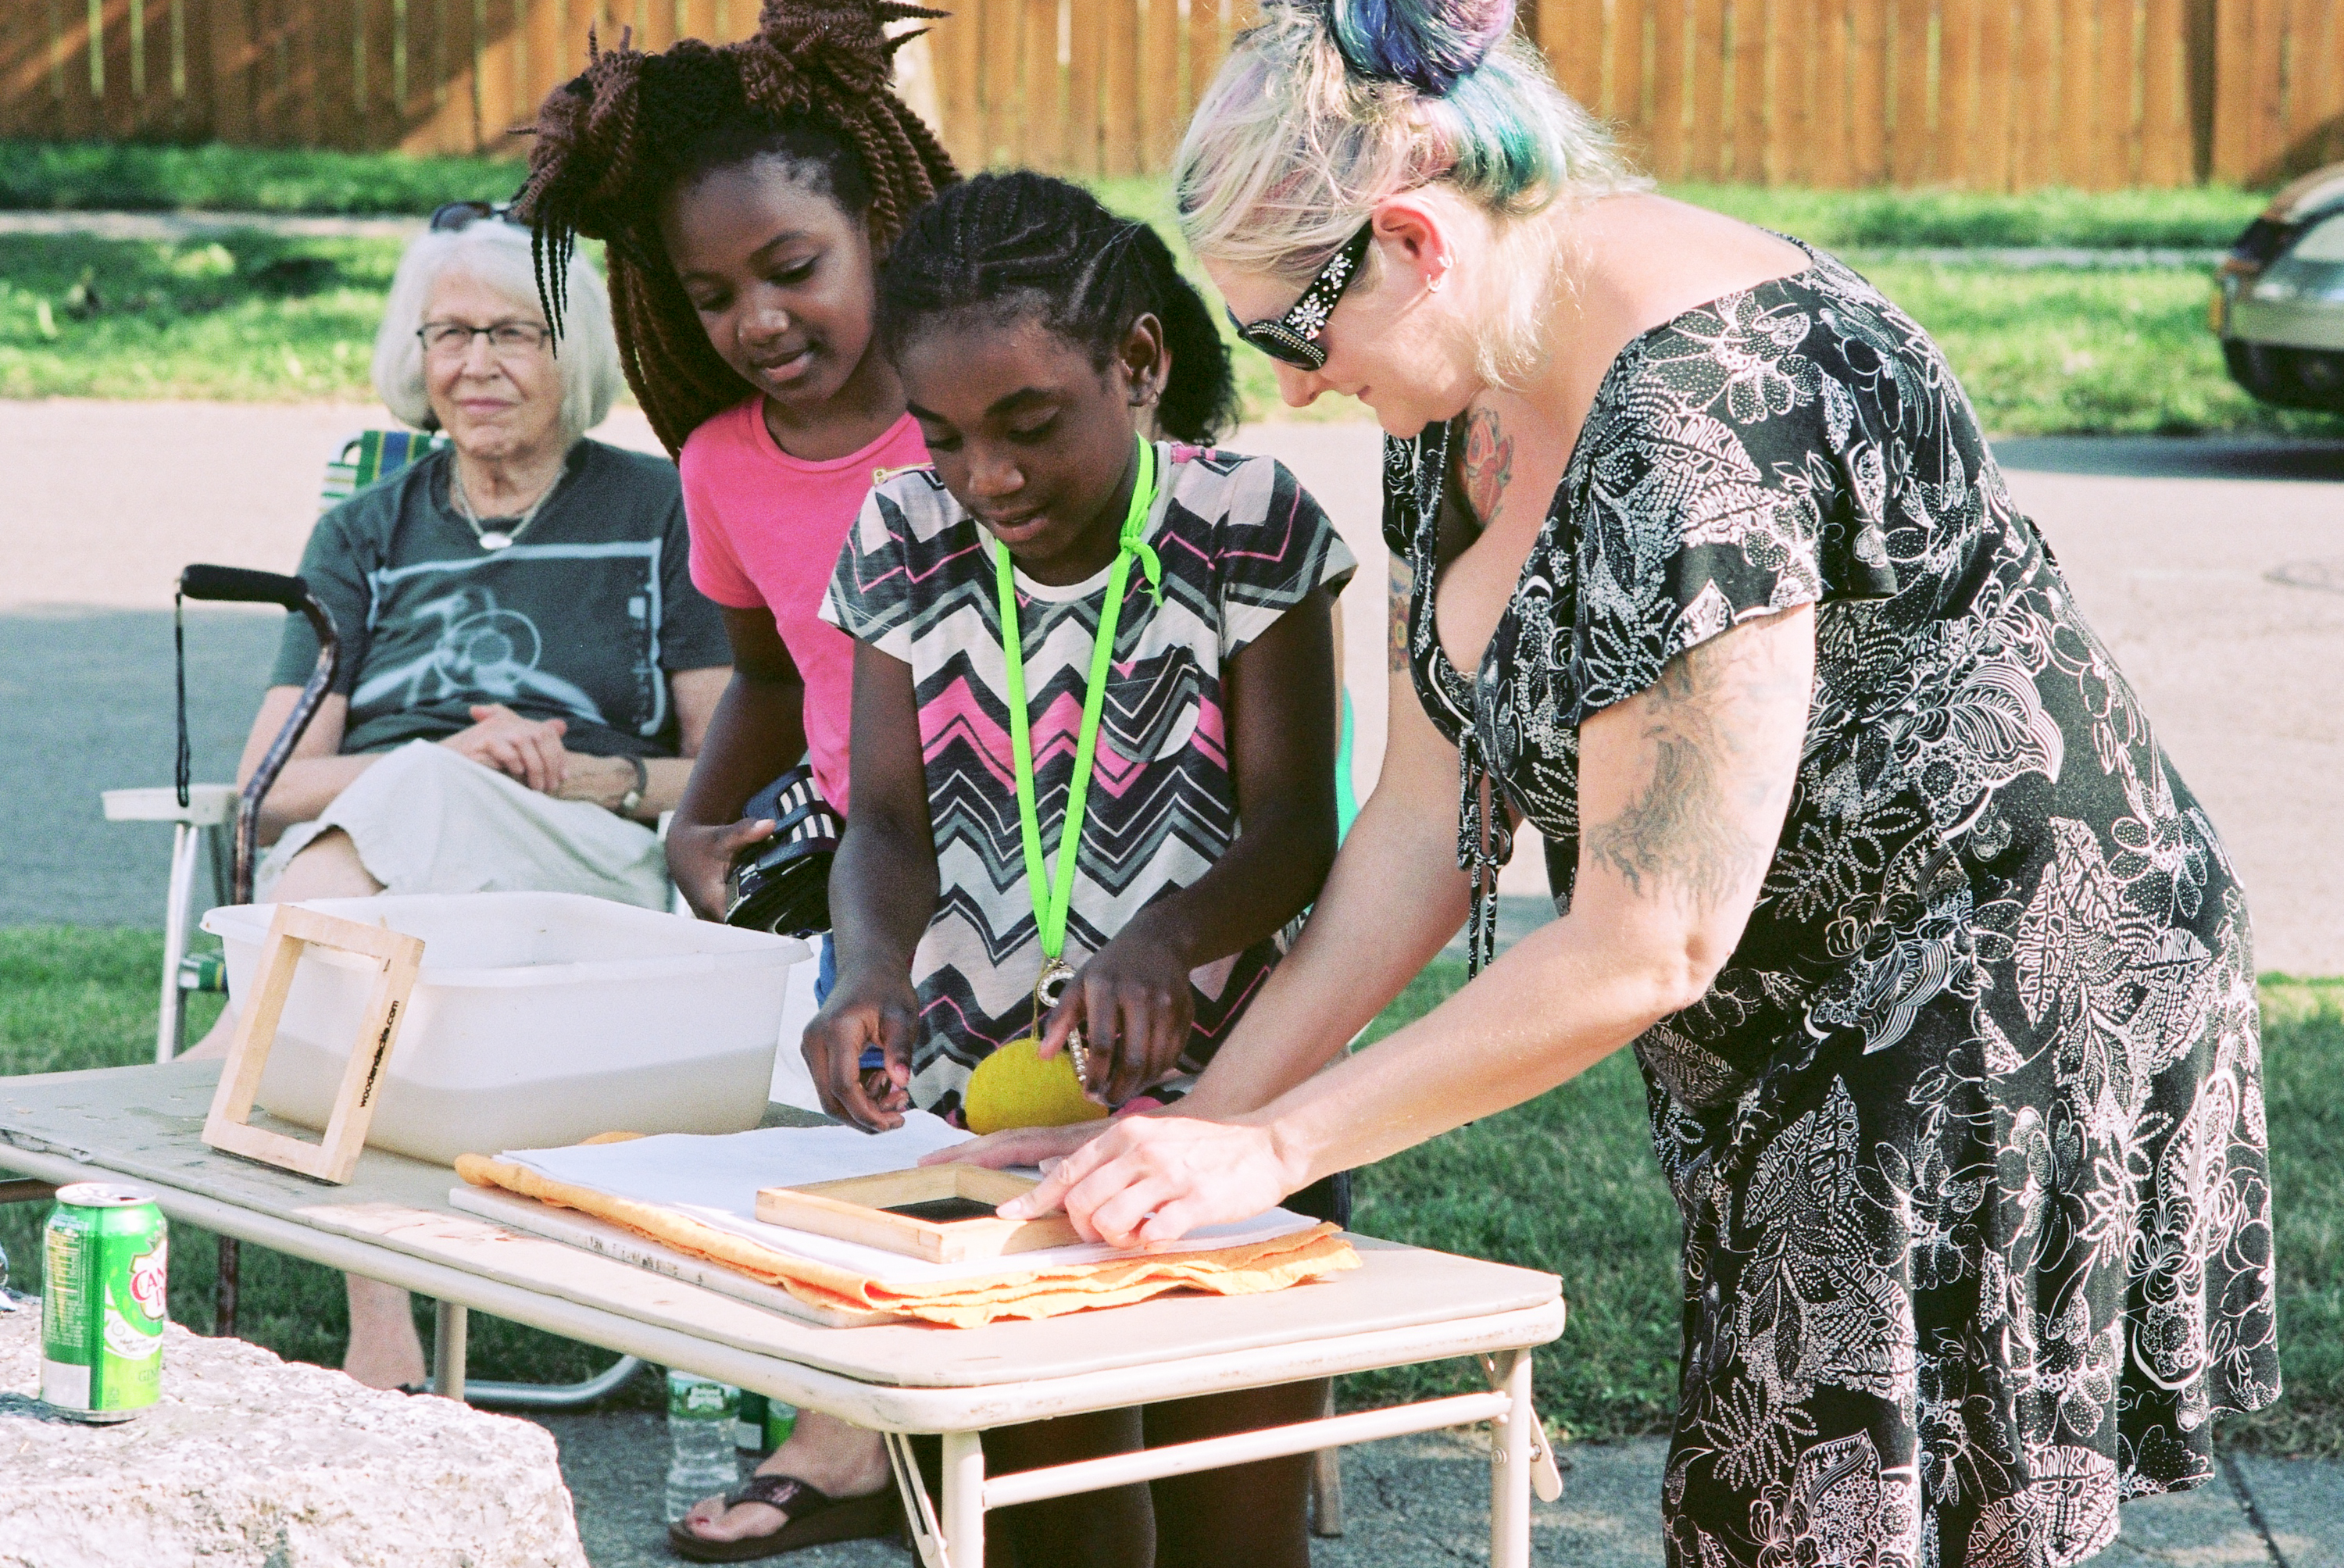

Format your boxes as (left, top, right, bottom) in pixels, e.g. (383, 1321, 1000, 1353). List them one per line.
(877, 172, 1240, 445)
(513, 0, 958, 453)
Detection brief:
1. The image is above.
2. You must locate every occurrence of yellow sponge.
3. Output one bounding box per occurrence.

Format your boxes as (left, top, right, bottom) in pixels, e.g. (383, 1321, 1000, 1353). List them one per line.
(963, 1036, 1111, 1135)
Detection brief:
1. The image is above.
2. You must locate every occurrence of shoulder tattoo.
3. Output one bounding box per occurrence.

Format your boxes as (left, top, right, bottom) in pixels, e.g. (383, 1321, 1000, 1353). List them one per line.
(1582, 631, 1796, 914)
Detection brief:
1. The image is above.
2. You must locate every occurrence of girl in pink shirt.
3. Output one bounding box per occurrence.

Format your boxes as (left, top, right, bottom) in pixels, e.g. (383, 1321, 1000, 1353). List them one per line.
(517, 10, 956, 1560)
(518, 11, 956, 926)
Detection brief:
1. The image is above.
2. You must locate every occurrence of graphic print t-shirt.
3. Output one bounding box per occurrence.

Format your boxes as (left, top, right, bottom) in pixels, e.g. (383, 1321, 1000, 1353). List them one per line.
(270, 440, 731, 758)
(822, 443, 1356, 1122)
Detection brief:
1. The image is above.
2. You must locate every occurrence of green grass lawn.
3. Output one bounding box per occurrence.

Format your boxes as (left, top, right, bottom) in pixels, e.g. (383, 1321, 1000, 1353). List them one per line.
(1848, 259, 2344, 438)
(1, 153, 2336, 435)
(2, 926, 2337, 1452)
(1, 230, 412, 402)
(6, 225, 2335, 438)
(0, 141, 523, 215)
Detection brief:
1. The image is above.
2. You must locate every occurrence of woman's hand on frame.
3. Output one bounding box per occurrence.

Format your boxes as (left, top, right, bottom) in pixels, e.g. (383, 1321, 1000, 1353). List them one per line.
(995, 1115, 1299, 1246)
(917, 1118, 1112, 1171)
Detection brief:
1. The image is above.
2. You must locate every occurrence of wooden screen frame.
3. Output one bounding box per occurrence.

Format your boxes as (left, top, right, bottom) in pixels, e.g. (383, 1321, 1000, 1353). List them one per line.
(756, 1164, 1081, 1264)
(202, 904, 424, 1184)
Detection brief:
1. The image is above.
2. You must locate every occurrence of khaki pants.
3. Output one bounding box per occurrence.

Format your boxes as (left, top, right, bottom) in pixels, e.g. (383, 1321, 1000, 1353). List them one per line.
(257, 739, 669, 909)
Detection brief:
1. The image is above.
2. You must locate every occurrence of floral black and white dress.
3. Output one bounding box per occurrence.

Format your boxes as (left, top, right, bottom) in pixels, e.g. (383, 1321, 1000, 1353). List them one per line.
(1391, 243, 2278, 1568)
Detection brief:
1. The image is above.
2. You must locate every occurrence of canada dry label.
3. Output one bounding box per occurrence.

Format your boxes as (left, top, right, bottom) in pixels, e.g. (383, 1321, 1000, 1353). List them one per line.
(40, 1183, 168, 1420)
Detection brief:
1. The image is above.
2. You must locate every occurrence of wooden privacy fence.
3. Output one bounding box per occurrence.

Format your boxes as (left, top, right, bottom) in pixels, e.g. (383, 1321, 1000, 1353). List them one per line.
(2, 0, 2339, 186)
(1529, 0, 2343, 188)
(931, 0, 2340, 187)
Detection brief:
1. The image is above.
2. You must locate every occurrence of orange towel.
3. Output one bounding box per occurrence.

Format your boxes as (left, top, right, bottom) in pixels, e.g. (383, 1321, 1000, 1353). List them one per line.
(454, 1152, 1358, 1327)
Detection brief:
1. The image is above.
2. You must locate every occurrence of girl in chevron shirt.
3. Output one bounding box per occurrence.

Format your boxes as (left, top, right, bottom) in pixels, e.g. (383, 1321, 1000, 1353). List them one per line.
(809, 172, 1354, 1567)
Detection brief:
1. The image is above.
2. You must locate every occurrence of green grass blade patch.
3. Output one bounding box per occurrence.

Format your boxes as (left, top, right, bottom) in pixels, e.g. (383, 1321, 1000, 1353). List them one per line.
(0, 141, 521, 216)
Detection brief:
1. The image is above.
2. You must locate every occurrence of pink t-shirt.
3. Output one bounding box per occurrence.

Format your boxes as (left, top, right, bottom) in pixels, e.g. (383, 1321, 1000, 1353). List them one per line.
(679, 398, 927, 812)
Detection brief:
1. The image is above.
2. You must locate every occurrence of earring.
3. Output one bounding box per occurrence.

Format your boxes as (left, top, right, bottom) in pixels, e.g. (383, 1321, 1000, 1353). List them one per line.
(1427, 255, 1453, 294)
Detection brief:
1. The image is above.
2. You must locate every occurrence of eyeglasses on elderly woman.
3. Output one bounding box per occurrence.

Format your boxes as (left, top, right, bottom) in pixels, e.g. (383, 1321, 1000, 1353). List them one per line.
(1224, 222, 1374, 372)
(416, 320, 555, 359)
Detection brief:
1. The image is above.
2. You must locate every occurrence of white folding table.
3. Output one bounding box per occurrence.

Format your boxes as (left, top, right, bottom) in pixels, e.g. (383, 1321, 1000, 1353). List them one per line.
(0, 1060, 1567, 1566)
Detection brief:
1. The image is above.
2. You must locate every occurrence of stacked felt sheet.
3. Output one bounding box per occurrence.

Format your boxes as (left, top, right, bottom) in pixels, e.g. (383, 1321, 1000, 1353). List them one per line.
(455, 1114, 1357, 1327)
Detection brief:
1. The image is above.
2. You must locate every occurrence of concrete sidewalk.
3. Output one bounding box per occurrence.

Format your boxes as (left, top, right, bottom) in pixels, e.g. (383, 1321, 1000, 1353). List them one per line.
(521, 1410, 2343, 1567)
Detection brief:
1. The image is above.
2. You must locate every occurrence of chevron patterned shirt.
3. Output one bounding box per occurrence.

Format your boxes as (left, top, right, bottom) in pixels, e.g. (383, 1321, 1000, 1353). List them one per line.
(821, 442, 1356, 1123)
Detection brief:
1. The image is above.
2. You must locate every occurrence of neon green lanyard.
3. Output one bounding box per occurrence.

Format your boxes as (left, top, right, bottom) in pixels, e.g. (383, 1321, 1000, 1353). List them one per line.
(995, 436, 1163, 963)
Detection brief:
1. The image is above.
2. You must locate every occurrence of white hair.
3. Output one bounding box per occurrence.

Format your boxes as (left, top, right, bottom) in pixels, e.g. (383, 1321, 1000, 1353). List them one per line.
(371, 220, 621, 449)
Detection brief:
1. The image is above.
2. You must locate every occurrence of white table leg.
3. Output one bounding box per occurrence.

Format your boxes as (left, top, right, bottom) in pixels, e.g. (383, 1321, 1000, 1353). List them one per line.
(1490, 1348, 1532, 1568)
(942, 1430, 985, 1567)
(157, 822, 201, 1063)
(434, 1299, 468, 1402)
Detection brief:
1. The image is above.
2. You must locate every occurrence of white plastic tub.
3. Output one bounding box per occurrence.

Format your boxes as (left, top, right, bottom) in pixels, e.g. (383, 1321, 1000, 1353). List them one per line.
(201, 892, 807, 1167)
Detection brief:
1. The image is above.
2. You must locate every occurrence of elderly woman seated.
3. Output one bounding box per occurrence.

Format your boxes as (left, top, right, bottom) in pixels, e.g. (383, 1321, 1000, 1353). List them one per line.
(190, 203, 731, 1388)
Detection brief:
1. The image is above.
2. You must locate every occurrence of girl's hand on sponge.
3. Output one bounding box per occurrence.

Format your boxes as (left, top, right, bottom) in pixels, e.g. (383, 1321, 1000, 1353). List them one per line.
(802, 976, 918, 1131)
(1039, 934, 1194, 1106)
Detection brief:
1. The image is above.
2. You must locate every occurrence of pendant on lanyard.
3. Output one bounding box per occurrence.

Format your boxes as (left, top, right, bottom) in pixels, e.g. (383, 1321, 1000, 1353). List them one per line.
(995, 436, 1163, 1095)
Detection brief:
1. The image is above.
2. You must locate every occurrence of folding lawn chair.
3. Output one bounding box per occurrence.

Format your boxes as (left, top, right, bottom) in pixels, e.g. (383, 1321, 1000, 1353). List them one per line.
(106, 431, 452, 1063)
(102, 430, 642, 1407)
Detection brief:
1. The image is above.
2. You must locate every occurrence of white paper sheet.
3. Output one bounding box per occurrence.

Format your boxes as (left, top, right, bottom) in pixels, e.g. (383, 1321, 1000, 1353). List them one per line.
(498, 1117, 1315, 1285)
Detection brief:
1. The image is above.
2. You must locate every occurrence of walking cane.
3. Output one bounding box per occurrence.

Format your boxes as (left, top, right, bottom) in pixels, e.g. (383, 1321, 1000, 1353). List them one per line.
(175, 565, 340, 1337)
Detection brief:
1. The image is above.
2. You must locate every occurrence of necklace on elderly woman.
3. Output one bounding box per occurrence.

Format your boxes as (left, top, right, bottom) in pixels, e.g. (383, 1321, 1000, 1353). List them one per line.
(994, 435, 1163, 1092)
(450, 463, 557, 551)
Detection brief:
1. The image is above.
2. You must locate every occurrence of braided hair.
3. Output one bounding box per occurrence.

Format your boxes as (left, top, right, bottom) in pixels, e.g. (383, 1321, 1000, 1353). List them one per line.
(513, 0, 958, 454)
(877, 172, 1240, 445)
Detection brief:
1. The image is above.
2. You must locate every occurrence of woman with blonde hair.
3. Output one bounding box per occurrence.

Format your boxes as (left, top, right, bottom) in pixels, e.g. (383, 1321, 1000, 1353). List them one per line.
(961, 2, 2281, 1562)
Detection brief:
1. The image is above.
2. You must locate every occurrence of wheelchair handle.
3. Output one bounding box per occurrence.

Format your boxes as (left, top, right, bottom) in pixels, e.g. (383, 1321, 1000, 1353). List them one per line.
(179, 565, 312, 609)
(174, 562, 340, 905)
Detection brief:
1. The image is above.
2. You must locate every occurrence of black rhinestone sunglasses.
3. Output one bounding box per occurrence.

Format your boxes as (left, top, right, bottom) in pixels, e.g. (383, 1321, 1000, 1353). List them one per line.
(1224, 222, 1374, 372)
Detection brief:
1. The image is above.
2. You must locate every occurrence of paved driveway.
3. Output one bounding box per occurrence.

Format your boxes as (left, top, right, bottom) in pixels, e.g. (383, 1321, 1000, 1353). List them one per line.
(2, 400, 2337, 974)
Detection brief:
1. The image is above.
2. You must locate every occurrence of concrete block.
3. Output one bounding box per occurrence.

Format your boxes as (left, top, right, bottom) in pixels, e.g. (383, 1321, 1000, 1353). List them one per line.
(0, 1295, 585, 1568)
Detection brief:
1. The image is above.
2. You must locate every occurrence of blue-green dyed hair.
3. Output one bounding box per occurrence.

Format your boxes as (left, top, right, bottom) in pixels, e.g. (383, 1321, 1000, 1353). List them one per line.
(1325, 0, 1513, 97)
(1175, 0, 1639, 377)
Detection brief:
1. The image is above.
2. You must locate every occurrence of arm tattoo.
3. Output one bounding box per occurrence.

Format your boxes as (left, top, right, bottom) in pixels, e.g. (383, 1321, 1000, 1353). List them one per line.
(1388, 555, 1415, 673)
(1461, 406, 1514, 524)
(1584, 634, 1788, 914)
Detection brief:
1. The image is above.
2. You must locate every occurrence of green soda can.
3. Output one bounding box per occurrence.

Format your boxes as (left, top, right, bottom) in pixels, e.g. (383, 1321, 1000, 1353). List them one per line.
(39, 1183, 168, 1421)
(735, 1391, 770, 1452)
(765, 1398, 797, 1451)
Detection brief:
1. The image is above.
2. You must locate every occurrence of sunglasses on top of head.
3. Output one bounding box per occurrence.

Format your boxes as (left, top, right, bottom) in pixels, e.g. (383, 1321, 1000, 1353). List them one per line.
(1224, 222, 1374, 372)
(428, 200, 527, 233)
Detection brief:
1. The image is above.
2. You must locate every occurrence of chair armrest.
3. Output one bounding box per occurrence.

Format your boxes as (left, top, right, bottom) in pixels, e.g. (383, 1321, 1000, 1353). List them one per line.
(103, 785, 238, 826)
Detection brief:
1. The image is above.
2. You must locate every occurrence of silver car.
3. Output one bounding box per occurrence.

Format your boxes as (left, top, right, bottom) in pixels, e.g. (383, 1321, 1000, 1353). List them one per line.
(2214, 164, 2344, 412)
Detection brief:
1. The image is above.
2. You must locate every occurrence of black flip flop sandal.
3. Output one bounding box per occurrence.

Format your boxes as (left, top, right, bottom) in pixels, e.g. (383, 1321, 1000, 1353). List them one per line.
(666, 1472, 903, 1563)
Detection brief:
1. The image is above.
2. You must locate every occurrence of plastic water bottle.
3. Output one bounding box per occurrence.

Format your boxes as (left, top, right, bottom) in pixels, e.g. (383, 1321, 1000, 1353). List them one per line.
(665, 1371, 741, 1523)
